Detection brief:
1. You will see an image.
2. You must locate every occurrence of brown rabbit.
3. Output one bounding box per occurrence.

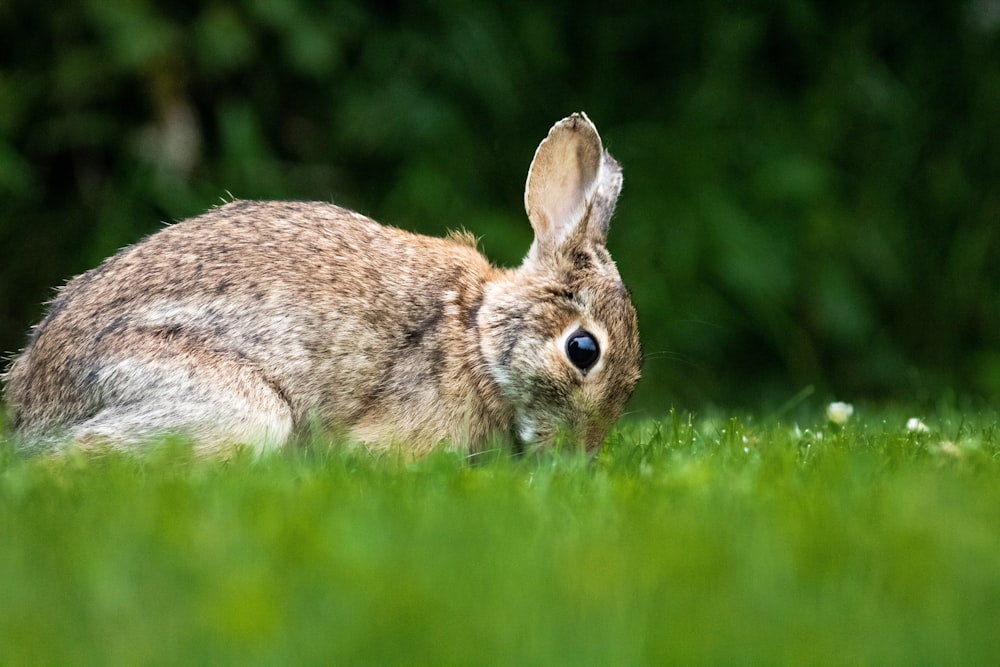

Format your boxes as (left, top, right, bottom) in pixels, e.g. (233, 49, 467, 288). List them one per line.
(3, 113, 641, 456)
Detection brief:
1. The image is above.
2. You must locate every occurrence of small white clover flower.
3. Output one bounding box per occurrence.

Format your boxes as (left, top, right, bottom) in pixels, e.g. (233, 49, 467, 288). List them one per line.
(826, 401, 854, 425)
(906, 418, 930, 433)
(938, 441, 961, 458)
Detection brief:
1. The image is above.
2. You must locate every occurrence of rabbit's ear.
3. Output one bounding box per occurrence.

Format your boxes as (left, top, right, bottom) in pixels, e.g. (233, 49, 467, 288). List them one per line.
(525, 112, 609, 250)
(524, 113, 623, 250)
(587, 149, 623, 243)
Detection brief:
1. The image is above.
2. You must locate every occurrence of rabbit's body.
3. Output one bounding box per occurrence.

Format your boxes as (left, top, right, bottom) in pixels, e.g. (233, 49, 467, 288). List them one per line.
(6, 202, 509, 453)
(4, 113, 641, 455)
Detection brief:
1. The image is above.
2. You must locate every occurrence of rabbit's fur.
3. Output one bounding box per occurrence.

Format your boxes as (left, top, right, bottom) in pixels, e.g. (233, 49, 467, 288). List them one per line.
(3, 113, 641, 456)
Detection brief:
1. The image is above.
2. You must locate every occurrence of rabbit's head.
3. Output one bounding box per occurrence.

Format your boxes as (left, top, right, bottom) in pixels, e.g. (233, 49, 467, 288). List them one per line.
(478, 113, 641, 453)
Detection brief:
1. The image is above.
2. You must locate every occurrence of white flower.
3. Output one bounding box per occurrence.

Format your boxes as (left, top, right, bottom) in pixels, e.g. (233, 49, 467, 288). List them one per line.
(938, 441, 961, 457)
(826, 401, 854, 425)
(906, 418, 930, 433)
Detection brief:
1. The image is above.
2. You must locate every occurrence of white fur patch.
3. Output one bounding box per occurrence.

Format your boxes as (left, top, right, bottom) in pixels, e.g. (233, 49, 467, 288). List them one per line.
(516, 413, 536, 445)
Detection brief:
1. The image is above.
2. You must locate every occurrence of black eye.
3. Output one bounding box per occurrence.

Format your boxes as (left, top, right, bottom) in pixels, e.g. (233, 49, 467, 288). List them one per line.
(565, 329, 600, 371)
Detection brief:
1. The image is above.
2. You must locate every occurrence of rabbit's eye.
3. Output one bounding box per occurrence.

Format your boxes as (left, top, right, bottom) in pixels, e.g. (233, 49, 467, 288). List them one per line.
(566, 329, 600, 371)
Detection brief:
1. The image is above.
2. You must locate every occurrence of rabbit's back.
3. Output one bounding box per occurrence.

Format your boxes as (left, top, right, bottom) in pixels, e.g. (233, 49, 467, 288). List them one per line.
(5, 200, 502, 450)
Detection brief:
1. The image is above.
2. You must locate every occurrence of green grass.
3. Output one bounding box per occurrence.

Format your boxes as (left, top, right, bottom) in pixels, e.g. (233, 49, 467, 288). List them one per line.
(3, 407, 1000, 665)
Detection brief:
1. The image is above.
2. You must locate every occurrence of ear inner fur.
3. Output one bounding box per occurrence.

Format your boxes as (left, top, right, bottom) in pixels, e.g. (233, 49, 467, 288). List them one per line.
(524, 112, 603, 250)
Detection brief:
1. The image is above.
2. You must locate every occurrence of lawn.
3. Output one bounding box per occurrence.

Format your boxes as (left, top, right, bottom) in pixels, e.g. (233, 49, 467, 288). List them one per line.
(2, 405, 1000, 665)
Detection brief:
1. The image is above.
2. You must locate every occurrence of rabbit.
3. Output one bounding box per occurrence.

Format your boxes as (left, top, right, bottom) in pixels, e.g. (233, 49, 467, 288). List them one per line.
(3, 112, 642, 456)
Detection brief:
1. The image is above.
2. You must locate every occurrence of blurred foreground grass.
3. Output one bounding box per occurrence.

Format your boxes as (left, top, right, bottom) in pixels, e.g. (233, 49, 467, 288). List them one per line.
(2, 407, 1000, 664)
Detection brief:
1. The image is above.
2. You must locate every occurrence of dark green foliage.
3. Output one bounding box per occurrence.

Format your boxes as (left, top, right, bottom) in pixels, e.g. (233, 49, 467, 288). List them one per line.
(2, 1, 998, 409)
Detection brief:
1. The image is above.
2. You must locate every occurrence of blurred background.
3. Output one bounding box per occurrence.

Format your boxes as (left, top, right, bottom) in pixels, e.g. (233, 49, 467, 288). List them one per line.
(1, 1, 999, 415)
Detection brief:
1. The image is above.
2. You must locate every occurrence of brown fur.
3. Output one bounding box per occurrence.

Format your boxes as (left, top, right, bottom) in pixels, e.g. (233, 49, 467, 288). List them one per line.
(3, 113, 641, 456)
